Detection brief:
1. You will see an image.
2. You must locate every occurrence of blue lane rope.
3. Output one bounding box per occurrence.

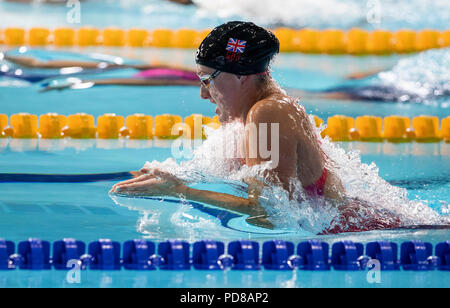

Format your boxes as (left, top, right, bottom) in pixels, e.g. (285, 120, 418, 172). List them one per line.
(0, 238, 448, 271)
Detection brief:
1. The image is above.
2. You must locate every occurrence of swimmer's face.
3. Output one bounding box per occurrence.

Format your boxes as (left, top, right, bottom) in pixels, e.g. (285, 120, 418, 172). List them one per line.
(197, 65, 246, 123)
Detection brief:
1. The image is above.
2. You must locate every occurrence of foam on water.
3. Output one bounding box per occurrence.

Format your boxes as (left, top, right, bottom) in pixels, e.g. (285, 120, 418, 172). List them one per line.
(141, 116, 448, 235)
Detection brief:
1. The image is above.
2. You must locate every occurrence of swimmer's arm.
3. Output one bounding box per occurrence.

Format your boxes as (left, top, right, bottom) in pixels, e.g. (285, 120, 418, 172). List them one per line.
(247, 99, 347, 200)
(286, 88, 355, 101)
(345, 68, 385, 80)
(4, 54, 113, 69)
(180, 186, 263, 216)
(127, 63, 196, 73)
(179, 186, 274, 229)
(167, 0, 194, 5)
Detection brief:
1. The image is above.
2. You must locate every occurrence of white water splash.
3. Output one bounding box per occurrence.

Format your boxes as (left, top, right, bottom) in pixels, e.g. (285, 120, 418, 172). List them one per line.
(141, 116, 447, 234)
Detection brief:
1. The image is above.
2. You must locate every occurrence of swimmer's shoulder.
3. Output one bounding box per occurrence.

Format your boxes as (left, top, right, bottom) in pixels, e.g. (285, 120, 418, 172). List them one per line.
(247, 93, 302, 128)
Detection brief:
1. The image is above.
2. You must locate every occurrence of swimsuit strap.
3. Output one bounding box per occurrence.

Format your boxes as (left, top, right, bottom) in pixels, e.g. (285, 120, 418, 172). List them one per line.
(303, 168, 328, 197)
(315, 168, 328, 195)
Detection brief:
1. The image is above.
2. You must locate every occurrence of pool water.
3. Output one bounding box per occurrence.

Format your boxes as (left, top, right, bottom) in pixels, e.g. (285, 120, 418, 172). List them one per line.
(0, 140, 448, 287)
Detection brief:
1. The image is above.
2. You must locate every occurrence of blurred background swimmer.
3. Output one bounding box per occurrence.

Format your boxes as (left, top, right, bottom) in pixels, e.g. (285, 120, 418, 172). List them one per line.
(0, 51, 200, 90)
(38, 68, 199, 92)
(6, 0, 192, 5)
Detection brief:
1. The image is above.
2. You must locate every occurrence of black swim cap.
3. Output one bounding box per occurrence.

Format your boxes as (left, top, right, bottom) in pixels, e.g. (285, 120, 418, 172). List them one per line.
(195, 21, 280, 76)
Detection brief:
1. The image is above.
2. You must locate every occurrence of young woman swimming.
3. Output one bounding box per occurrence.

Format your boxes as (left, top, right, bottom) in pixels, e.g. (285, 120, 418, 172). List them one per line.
(110, 21, 402, 234)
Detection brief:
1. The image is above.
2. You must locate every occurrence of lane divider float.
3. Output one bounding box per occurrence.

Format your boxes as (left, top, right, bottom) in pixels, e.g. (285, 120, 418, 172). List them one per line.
(1, 113, 449, 143)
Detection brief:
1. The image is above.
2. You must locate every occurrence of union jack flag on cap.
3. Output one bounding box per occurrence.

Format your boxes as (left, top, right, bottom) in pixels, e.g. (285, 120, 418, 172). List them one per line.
(226, 38, 247, 53)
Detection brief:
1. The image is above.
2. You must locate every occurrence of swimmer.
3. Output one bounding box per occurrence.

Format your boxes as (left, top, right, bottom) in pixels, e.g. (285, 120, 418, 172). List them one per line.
(38, 70, 200, 93)
(110, 21, 401, 233)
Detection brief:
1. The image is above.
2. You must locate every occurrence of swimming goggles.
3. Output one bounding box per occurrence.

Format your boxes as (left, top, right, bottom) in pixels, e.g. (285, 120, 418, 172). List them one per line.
(198, 69, 221, 89)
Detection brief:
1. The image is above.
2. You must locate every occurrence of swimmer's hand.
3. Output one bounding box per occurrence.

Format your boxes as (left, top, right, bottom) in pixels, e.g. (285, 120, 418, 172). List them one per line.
(129, 167, 154, 178)
(109, 168, 187, 197)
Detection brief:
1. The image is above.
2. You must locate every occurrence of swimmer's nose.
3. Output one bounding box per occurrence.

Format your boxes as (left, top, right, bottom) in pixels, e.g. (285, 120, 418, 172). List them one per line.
(200, 84, 211, 100)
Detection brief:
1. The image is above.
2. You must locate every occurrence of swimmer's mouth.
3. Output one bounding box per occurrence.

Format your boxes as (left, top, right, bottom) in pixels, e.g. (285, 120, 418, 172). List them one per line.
(215, 108, 225, 122)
